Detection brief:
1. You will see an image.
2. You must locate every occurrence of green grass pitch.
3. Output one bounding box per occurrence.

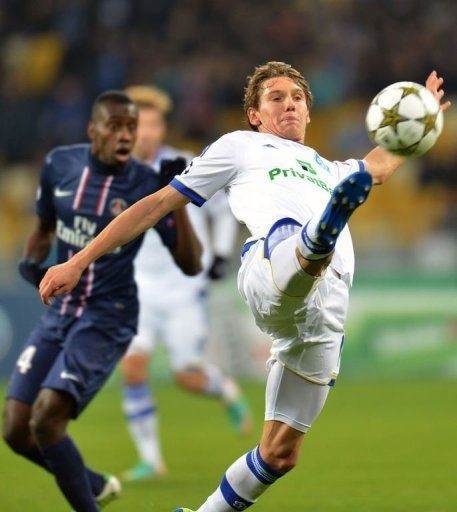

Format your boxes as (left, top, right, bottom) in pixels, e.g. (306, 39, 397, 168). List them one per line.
(1, 378, 456, 511)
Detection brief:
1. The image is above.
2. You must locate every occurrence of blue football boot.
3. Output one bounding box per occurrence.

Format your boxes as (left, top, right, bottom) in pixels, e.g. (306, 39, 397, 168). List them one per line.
(302, 171, 373, 256)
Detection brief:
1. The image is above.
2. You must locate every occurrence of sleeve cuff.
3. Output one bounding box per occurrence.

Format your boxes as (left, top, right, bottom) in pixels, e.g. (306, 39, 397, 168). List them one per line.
(357, 159, 366, 172)
(170, 177, 206, 207)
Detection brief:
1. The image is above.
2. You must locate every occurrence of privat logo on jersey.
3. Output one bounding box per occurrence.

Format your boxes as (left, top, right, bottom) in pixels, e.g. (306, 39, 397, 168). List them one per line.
(267, 162, 333, 195)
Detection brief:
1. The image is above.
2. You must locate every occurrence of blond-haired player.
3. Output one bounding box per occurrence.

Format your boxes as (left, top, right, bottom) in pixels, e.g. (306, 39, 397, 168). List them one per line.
(39, 63, 450, 511)
(120, 85, 251, 482)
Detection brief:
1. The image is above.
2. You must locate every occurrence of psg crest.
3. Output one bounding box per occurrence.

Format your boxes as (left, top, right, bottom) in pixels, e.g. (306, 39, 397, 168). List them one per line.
(109, 198, 128, 216)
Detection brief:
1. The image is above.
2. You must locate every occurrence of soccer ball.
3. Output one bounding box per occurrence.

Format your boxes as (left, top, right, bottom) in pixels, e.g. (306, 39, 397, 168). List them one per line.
(365, 81, 443, 157)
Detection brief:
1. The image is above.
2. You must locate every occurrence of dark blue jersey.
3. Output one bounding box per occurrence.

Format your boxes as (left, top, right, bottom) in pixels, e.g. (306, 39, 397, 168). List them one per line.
(36, 143, 176, 318)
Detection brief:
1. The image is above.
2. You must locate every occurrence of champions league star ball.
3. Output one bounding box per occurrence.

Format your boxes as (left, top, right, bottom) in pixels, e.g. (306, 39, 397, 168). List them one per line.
(366, 81, 443, 157)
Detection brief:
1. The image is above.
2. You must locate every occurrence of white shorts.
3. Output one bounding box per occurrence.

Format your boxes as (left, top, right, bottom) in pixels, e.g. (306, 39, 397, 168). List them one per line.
(265, 361, 330, 432)
(127, 285, 208, 371)
(238, 234, 349, 385)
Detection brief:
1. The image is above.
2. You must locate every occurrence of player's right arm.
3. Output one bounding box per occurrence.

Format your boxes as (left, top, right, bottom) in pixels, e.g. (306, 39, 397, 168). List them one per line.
(39, 184, 189, 304)
(23, 217, 56, 263)
(19, 152, 58, 288)
(168, 207, 203, 276)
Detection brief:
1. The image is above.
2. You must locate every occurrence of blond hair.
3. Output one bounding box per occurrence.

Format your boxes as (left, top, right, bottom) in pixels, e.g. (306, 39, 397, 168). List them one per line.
(244, 61, 313, 131)
(125, 85, 172, 114)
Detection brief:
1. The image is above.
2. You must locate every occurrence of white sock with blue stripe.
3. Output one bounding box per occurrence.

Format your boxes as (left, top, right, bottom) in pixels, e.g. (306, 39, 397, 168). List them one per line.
(197, 446, 282, 511)
(298, 218, 333, 260)
(122, 383, 165, 469)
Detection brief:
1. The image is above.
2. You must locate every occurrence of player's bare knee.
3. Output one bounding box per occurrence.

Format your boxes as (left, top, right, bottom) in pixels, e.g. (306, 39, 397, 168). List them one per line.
(2, 400, 32, 453)
(261, 443, 299, 474)
(30, 390, 73, 445)
(29, 406, 61, 444)
(174, 369, 206, 393)
(2, 417, 27, 453)
(3, 429, 25, 454)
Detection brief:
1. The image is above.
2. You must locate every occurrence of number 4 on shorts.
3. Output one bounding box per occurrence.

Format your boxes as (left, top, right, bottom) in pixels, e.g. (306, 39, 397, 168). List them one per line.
(17, 346, 37, 374)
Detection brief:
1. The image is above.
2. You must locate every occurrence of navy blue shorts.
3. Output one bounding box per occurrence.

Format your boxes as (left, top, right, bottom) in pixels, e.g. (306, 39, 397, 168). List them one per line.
(6, 309, 135, 417)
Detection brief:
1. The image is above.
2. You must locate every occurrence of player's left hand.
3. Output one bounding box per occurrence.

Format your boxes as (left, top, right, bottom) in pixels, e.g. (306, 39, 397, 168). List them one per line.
(158, 157, 187, 189)
(208, 255, 229, 280)
(39, 261, 83, 306)
(425, 71, 451, 111)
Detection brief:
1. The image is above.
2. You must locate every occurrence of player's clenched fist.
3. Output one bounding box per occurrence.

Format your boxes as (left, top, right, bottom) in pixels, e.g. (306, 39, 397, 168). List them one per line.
(39, 261, 83, 305)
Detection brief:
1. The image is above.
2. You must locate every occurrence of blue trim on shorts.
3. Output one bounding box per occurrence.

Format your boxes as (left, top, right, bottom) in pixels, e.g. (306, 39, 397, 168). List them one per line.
(241, 238, 264, 258)
(264, 217, 302, 259)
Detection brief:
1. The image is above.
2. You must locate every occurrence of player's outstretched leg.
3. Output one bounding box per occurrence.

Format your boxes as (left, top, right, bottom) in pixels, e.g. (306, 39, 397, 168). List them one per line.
(204, 366, 253, 436)
(29, 389, 106, 511)
(3, 399, 118, 507)
(175, 365, 253, 436)
(173, 364, 331, 512)
(299, 171, 373, 260)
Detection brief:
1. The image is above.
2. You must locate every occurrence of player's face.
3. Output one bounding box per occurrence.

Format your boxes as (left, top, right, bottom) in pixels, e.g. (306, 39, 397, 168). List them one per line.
(133, 107, 166, 162)
(247, 77, 310, 143)
(89, 103, 138, 166)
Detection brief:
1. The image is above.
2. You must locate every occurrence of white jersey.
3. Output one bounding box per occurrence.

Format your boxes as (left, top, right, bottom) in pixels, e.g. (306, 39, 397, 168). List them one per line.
(172, 131, 365, 281)
(134, 145, 238, 300)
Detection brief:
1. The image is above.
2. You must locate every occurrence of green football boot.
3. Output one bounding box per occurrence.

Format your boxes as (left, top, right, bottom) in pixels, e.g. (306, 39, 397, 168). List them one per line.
(227, 397, 253, 436)
(121, 460, 167, 482)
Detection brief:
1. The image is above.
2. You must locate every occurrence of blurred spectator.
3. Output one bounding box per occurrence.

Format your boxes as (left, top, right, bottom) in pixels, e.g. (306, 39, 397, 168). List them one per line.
(38, 74, 90, 150)
(0, 0, 455, 156)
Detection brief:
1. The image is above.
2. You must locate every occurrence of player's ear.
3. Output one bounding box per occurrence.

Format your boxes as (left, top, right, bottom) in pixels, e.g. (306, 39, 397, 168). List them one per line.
(247, 107, 261, 128)
(87, 121, 96, 142)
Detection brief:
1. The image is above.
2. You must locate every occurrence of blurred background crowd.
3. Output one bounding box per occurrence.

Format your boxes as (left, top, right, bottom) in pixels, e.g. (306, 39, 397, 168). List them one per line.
(0, 0, 455, 379)
(1, 0, 456, 272)
(2, 0, 457, 152)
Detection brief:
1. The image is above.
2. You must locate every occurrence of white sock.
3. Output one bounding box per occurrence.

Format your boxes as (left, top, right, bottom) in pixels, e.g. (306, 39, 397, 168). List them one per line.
(203, 364, 240, 404)
(122, 383, 165, 469)
(197, 446, 282, 511)
(297, 217, 333, 261)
